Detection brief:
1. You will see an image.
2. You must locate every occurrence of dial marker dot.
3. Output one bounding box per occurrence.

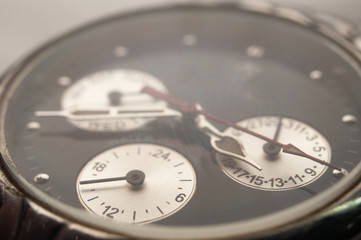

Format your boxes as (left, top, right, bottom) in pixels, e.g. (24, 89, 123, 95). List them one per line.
(309, 70, 323, 80)
(27, 121, 41, 130)
(58, 76, 72, 86)
(34, 173, 50, 184)
(114, 46, 129, 57)
(246, 45, 265, 58)
(342, 114, 358, 124)
(182, 34, 197, 46)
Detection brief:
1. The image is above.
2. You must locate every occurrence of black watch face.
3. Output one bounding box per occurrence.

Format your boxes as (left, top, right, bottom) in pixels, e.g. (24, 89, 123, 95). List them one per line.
(1, 3, 361, 238)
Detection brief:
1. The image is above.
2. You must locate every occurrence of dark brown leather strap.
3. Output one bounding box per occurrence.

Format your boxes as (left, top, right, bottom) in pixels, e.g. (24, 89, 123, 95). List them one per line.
(0, 180, 23, 239)
(0, 178, 123, 240)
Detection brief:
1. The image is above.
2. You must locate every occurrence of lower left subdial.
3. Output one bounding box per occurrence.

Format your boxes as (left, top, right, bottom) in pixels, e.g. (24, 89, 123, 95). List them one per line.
(77, 143, 196, 224)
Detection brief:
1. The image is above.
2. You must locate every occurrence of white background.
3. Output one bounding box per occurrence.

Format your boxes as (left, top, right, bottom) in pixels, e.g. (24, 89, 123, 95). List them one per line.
(0, 0, 360, 75)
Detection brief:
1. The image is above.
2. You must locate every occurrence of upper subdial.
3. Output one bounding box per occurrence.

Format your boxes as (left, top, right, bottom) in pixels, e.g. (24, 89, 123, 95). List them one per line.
(59, 69, 169, 132)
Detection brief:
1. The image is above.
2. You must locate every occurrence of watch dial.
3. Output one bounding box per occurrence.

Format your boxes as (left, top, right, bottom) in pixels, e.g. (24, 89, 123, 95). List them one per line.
(1, 3, 361, 238)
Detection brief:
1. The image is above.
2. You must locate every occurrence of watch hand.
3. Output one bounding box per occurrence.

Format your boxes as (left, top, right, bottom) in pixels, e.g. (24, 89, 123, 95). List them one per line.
(196, 115, 262, 170)
(80, 176, 126, 184)
(79, 170, 145, 187)
(107, 90, 165, 105)
(141, 86, 347, 175)
(273, 117, 283, 141)
(35, 106, 182, 120)
(263, 117, 282, 156)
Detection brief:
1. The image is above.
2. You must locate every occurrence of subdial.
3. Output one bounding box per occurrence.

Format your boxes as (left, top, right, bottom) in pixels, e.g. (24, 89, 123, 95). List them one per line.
(61, 69, 168, 132)
(76, 143, 196, 224)
(216, 116, 331, 191)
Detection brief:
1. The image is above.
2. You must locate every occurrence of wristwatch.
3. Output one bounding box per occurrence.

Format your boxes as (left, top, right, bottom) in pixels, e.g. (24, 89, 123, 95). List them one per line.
(1, 1, 361, 239)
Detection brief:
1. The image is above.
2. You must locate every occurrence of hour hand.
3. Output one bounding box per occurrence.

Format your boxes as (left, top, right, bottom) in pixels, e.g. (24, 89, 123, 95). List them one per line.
(196, 115, 262, 171)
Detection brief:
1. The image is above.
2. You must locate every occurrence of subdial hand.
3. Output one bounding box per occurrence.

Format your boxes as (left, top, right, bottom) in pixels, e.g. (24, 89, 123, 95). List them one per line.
(263, 117, 282, 157)
(141, 86, 347, 175)
(196, 115, 262, 170)
(79, 170, 145, 187)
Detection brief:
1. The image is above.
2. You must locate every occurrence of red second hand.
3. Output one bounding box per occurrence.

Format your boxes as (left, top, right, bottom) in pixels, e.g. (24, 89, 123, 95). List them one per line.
(141, 86, 342, 172)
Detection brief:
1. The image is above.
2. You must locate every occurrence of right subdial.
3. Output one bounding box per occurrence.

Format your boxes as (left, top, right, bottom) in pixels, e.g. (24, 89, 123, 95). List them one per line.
(216, 116, 331, 191)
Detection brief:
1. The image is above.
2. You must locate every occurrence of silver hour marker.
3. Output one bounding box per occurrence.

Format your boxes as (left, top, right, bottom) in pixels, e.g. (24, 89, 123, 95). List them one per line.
(332, 169, 347, 178)
(182, 34, 197, 46)
(114, 46, 129, 57)
(309, 70, 323, 80)
(27, 121, 41, 130)
(34, 173, 50, 184)
(246, 45, 265, 58)
(354, 37, 361, 51)
(58, 76, 72, 86)
(342, 114, 358, 124)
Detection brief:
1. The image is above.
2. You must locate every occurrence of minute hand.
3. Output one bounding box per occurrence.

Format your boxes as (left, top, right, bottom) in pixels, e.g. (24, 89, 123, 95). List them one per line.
(142, 86, 345, 173)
